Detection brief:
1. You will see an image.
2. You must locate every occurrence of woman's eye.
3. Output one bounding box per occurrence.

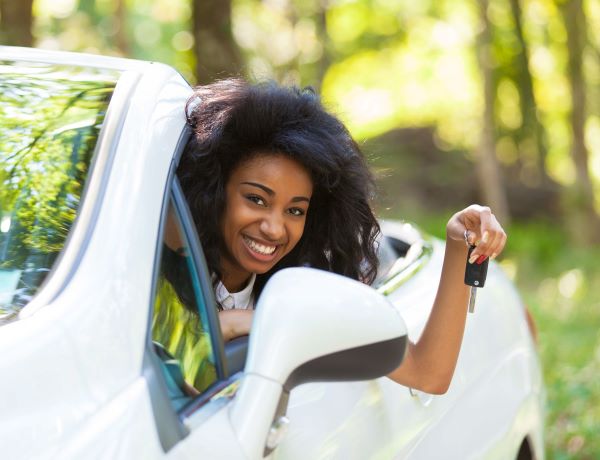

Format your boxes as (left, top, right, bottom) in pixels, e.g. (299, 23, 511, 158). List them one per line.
(246, 195, 266, 206)
(288, 207, 305, 217)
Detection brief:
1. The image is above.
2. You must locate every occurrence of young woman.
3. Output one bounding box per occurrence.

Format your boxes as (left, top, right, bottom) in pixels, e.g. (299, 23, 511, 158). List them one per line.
(177, 79, 506, 394)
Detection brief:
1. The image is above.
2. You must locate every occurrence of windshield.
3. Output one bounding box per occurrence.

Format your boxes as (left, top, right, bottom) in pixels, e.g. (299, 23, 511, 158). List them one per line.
(0, 60, 120, 323)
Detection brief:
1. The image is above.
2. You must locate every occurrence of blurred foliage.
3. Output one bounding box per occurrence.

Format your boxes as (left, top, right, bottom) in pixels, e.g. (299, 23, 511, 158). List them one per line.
(499, 227, 600, 460)
(498, 219, 598, 458)
(153, 277, 216, 393)
(0, 61, 116, 314)
(153, 200, 218, 395)
(9, 0, 599, 225)
(30, 0, 196, 81)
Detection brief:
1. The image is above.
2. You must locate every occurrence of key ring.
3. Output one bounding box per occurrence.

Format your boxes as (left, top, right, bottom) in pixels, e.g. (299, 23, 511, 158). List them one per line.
(464, 229, 471, 247)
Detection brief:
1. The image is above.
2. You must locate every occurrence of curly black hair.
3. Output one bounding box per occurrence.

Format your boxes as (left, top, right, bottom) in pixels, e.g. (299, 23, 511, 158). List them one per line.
(177, 79, 380, 298)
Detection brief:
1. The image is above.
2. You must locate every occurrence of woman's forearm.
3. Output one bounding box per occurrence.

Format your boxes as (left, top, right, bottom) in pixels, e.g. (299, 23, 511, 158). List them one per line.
(219, 309, 254, 342)
(387, 205, 506, 394)
(387, 238, 470, 394)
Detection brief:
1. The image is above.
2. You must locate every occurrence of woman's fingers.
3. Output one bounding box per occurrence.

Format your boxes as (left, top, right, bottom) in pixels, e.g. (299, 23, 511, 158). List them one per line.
(493, 231, 507, 259)
(470, 212, 506, 262)
(447, 204, 507, 261)
(453, 205, 506, 263)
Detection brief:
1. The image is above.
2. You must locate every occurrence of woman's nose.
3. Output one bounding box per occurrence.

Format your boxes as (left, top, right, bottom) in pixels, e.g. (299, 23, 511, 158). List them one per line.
(260, 213, 285, 241)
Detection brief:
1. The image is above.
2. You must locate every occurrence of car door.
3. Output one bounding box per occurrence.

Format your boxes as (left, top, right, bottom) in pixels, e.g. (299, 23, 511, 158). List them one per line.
(144, 180, 445, 460)
(271, 233, 442, 459)
(141, 177, 248, 459)
(145, 183, 422, 460)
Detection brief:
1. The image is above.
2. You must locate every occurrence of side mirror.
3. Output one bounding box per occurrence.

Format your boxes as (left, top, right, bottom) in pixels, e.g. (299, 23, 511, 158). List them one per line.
(230, 267, 408, 458)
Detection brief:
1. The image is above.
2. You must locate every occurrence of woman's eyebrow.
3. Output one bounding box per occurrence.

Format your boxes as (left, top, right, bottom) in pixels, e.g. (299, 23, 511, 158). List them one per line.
(291, 196, 310, 203)
(241, 181, 274, 195)
(241, 181, 310, 203)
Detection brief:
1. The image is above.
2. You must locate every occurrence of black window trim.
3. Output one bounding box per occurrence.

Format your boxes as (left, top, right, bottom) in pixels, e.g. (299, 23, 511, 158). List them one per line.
(143, 127, 191, 452)
(143, 125, 233, 452)
(170, 177, 228, 379)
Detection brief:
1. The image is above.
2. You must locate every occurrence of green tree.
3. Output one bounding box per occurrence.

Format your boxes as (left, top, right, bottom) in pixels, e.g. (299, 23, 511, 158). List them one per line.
(0, 0, 34, 46)
(193, 0, 243, 84)
(559, 0, 600, 242)
(0, 64, 116, 314)
(475, 0, 510, 224)
(507, 0, 551, 184)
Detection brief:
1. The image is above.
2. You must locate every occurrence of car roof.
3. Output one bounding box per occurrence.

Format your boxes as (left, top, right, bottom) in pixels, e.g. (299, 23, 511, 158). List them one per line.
(0, 45, 153, 73)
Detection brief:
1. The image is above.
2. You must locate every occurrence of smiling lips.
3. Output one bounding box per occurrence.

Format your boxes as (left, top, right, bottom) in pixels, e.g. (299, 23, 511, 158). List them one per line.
(242, 235, 279, 260)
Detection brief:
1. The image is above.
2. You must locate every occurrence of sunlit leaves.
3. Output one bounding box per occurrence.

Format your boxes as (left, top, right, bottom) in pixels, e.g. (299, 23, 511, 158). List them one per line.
(33, 0, 195, 81)
(27, 0, 600, 194)
(233, 0, 325, 82)
(327, 3, 371, 43)
(497, 78, 522, 130)
(0, 61, 117, 310)
(153, 278, 216, 392)
(322, 42, 481, 145)
(35, 0, 78, 20)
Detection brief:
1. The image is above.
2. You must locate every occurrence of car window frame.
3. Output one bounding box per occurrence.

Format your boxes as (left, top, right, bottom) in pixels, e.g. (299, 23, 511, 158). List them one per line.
(15, 68, 141, 321)
(143, 126, 237, 452)
(375, 238, 433, 296)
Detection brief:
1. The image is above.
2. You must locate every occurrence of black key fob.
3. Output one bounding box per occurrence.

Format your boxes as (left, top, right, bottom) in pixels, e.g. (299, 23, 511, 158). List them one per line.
(465, 245, 489, 288)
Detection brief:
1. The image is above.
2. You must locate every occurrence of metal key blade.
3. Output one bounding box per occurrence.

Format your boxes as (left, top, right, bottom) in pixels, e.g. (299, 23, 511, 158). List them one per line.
(468, 286, 477, 313)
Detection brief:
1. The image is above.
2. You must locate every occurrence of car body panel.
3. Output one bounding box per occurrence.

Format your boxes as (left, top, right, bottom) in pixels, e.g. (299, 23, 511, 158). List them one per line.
(1, 48, 190, 460)
(59, 379, 163, 460)
(272, 240, 544, 460)
(171, 403, 246, 460)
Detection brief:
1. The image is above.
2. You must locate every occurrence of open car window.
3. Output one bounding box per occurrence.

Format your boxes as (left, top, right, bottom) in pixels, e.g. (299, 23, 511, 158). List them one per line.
(373, 221, 433, 294)
(147, 180, 244, 450)
(151, 193, 221, 411)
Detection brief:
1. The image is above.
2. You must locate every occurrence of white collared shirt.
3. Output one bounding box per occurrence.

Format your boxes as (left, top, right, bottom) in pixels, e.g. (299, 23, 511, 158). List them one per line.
(214, 273, 256, 310)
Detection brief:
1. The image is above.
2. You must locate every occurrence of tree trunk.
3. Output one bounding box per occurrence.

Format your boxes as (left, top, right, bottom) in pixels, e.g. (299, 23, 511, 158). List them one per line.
(314, 0, 330, 91)
(508, 0, 551, 184)
(560, 0, 600, 242)
(475, 0, 510, 225)
(115, 0, 130, 56)
(0, 0, 34, 47)
(192, 0, 243, 85)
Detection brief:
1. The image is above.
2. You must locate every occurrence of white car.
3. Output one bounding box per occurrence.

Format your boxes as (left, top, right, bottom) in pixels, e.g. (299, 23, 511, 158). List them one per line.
(0, 47, 544, 460)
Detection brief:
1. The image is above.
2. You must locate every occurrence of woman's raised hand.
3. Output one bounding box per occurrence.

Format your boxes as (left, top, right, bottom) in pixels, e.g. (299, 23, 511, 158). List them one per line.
(446, 204, 507, 263)
(388, 205, 507, 393)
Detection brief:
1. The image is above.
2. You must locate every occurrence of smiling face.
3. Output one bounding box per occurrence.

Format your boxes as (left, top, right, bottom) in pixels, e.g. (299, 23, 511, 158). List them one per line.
(219, 153, 313, 291)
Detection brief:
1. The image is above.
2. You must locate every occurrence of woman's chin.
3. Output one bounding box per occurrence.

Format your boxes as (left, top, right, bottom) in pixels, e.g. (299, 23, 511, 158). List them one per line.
(241, 257, 279, 275)
(240, 241, 281, 272)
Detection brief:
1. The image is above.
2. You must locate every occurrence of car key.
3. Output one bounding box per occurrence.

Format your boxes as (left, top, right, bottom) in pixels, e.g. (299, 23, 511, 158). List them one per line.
(465, 245, 489, 313)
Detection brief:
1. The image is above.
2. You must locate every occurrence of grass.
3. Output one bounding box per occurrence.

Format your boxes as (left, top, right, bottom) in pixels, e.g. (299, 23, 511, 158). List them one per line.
(507, 223, 600, 460)
(381, 209, 600, 459)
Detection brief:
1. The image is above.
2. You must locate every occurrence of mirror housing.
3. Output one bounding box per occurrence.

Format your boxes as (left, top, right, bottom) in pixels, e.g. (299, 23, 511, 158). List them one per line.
(230, 267, 408, 458)
(248, 267, 407, 387)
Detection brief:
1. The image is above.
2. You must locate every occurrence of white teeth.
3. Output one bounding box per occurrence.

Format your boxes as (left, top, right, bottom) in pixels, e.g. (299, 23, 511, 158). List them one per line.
(244, 236, 276, 255)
